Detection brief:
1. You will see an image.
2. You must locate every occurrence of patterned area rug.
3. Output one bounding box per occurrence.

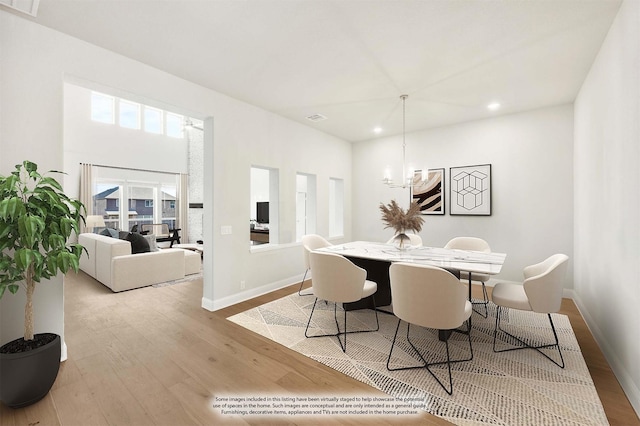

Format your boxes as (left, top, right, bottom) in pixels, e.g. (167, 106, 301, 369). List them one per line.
(228, 292, 608, 426)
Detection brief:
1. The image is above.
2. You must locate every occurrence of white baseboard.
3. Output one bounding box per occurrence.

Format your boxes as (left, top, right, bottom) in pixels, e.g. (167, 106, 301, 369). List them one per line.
(201, 272, 306, 312)
(60, 340, 67, 362)
(571, 292, 640, 417)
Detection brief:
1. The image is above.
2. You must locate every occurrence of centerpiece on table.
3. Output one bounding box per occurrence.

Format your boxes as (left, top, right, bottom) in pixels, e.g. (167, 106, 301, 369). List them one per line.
(379, 199, 424, 250)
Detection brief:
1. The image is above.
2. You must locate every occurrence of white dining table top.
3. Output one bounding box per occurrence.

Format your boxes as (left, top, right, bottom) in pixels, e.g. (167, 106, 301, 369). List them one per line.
(317, 241, 506, 276)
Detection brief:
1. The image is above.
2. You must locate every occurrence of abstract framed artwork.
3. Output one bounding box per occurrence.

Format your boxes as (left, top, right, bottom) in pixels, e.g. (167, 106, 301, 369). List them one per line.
(450, 164, 491, 215)
(411, 168, 445, 215)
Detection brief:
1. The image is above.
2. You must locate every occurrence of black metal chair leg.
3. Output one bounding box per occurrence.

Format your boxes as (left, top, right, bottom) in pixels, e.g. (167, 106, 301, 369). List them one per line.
(493, 306, 565, 368)
(469, 275, 489, 318)
(297, 268, 311, 296)
(305, 295, 379, 353)
(386, 318, 473, 395)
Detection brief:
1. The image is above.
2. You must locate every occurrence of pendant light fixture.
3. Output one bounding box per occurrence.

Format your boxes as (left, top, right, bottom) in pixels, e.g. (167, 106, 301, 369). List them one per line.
(382, 94, 414, 189)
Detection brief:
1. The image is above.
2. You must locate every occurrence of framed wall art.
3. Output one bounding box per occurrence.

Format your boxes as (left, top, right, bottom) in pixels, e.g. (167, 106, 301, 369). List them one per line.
(450, 164, 491, 215)
(411, 168, 445, 215)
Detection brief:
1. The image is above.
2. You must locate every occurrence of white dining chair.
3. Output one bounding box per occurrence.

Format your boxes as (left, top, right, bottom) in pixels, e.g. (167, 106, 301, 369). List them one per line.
(304, 251, 379, 352)
(492, 253, 569, 368)
(298, 234, 332, 296)
(386, 262, 473, 395)
(445, 237, 491, 317)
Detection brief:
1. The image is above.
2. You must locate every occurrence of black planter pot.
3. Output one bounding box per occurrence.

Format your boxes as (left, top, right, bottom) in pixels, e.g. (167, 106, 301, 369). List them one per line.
(0, 333, 61, 408)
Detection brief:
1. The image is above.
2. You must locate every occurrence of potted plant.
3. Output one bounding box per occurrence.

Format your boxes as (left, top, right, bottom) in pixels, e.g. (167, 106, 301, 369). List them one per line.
(0, 161, 85, 408)
(379, 199, 424, 249)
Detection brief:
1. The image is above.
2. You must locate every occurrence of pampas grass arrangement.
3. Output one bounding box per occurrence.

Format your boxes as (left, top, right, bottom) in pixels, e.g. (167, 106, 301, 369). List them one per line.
(379, 200, 424, 235)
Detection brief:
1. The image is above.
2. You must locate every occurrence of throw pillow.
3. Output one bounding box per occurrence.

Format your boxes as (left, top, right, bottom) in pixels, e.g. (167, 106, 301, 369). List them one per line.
(99, 228, 119, 238)
(143, 234, 159, 252)
(118, 231, 130, 240)
(126, 232, 150, 254)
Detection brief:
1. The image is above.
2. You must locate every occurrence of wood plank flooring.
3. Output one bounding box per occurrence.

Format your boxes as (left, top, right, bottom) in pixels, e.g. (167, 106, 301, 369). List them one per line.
(1, 271, 638, 425)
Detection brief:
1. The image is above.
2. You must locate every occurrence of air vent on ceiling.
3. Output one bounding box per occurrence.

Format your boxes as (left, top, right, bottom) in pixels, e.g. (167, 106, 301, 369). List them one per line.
(306, 113, 327, 122)
(0, 0, 40, 17)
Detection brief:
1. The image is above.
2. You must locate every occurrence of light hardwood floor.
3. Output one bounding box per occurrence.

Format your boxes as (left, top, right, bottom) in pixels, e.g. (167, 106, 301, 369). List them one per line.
(1, 271, 638, 425)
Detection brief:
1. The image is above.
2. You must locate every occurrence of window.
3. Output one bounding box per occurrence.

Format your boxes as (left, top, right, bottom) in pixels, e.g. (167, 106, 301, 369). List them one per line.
(91, 92, 114, 124)
(119, 99, 140, 129)
(144, 106, 163, 134)
(296, 173, 317, 242)
(166, 112, 184, 138)
(92, 168, 181, 232)
(329, 178, 344, 237)
(161, 185, 177, 228)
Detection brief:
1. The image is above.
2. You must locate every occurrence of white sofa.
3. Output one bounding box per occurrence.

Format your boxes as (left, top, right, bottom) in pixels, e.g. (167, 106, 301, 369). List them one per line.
(78, 233, 201, 292)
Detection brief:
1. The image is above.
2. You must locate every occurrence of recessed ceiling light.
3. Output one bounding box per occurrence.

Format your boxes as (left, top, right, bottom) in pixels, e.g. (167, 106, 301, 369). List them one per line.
(373, 127, 382, 134)
(487, 102, 501, 111)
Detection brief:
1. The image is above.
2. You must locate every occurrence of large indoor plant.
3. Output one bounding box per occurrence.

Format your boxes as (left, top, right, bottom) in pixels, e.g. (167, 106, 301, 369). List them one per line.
(0, 161, 85, 408)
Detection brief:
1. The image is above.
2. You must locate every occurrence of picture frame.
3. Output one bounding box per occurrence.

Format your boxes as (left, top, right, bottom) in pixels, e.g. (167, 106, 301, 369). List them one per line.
(411, 168, 445, 215)
(449, 164, 491, 215)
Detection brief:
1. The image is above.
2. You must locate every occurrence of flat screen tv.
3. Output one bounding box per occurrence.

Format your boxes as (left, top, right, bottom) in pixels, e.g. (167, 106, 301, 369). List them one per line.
(256, 201, 269, 224)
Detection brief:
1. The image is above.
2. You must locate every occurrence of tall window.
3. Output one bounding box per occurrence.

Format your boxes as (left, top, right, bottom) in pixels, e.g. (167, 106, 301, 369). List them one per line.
(144, 106, 163, 134)
(296, 173, 317, 241)
(91, 92, 114, 124)
(329, 177, 344, 237)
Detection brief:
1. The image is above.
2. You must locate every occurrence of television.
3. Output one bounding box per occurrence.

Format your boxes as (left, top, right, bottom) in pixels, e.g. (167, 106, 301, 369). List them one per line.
(256, 201, 269, 224)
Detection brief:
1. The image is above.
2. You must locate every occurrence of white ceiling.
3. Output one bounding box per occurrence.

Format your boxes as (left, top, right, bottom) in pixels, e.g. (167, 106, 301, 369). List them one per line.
(13, 0, 622, 142)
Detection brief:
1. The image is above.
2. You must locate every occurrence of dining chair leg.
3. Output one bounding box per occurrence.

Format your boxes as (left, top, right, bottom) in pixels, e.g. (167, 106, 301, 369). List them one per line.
(386, 319, 473, 395)
(493, 306, 565, 368)
(469, 276, 489, 318)
(297, 268, 312, 296)
(305, 296, 379, 353)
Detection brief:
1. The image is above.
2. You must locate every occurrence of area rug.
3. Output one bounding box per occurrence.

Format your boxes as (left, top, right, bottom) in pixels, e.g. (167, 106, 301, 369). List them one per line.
(228, 292, 609, 426)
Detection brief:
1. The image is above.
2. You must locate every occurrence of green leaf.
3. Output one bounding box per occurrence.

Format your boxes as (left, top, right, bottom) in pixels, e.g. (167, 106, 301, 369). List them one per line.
(57, 252, 71, 272)
(0, 197, 25, 220)
(23, 160, 38, 174)
(15, 248, 36, 269)
(18, 215, 43, 249)
(39, 177, 63, 192)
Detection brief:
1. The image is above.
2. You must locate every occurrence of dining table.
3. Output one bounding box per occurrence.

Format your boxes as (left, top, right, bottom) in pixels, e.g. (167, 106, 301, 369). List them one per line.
(316, 241, 507, 311)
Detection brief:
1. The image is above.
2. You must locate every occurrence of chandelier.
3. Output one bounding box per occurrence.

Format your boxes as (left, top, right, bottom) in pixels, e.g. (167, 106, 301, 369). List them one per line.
(382, 94, 417, 189)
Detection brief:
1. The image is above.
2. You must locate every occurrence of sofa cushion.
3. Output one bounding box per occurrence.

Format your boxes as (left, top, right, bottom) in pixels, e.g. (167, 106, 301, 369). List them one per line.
(144, 234, 159, 252)
(126, 232, 150, 254)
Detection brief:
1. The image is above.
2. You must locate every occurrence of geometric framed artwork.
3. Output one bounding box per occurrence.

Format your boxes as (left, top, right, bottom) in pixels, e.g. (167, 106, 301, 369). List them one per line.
(449, 164, 491, 215)
(411, 168, 445, 215)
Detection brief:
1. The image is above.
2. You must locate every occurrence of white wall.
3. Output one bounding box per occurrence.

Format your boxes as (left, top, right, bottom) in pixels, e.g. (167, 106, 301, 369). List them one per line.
(0, 12, 351, 348)
(353, 104, 575, 285)
(574, 0, 640, 415)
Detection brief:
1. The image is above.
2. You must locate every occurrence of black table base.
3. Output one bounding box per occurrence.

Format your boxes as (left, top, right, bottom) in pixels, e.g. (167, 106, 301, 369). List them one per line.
(342, 255, 462, 341)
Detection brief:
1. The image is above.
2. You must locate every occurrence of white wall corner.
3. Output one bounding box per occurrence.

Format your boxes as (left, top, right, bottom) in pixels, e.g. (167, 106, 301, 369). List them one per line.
(572, 292, 640, 417)
(201, 272, 307, 312)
